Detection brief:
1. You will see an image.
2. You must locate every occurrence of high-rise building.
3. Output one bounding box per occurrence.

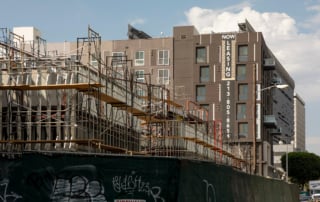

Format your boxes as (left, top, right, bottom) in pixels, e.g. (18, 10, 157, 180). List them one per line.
(293, 93, 306, 151)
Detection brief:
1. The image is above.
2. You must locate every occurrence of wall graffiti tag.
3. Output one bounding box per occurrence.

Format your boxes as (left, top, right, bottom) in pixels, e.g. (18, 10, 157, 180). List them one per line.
(24, 165, 165, 201)
(51, 176, 107, 201)
(0, 179, 22, 202)
(50, 165, 107, 202)
(203, 179, 216, 202)
(112, 172, 164, 202)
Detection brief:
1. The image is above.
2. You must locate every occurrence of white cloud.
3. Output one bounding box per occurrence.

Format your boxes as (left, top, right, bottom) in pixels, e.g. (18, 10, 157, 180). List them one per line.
(303, 10, 320, 30)
(306, 137, 320, 154)
(307, 4, 320, 11)
(129, 18, 145, 26)
(185, 5, 320, 154)
(185, 5, 320, 102)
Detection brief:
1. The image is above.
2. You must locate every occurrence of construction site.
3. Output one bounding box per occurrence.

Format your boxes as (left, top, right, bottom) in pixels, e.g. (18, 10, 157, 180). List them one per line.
(0, 25, 302, 202)
(0, 26, 247, 170)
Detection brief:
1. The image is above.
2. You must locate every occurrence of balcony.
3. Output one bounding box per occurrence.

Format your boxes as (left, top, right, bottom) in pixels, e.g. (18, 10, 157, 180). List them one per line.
(263, 58, 275, 70)
(264, 115, 277, 128)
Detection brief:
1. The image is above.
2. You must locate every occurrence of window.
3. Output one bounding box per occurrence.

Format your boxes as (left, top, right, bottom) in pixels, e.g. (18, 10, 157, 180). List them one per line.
(236, 64, 246, 80)
(238, 84, 248, 101)
(200, 66, 210, 82)
(196, 47, 207, 63)
(135, 70, 144, 82)
(199, 104, 209, 120)
(112, 52, 125, 67)
(136, 88, 145, 97)
(200, 104, 209, 111)
(238, 45, 248, 62)
(200, 104, 210, 112)
(196, 85, 206, 102)
(237, 104, 247, 120)
(158, 69, 169, 85)
(90, 53, 98, 67)
(158, 50, 169, 65)
(135, 51, 144, 66)
(239, 123, 248, 137)
(136, 88, 146, 105)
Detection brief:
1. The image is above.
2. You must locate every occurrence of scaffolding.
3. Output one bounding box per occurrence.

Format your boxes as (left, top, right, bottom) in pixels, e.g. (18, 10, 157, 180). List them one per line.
(0, 27, 247, 171)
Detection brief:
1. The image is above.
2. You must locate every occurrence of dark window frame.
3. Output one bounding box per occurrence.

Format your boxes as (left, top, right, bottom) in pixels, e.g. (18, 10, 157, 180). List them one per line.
(238, 45, 248, 62)
(236, 64, 247, 81)
(237, 103, 247, 120)
(196, 85, 206, 102)
(196, 47, 207, 63)
(238, 122, 248, 138)
(238, 84, 248, 101)
(200, 66, 210, 83)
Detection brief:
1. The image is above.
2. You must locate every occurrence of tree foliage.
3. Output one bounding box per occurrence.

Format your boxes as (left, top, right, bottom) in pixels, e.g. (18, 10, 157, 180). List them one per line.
(281, 152, 320, 187)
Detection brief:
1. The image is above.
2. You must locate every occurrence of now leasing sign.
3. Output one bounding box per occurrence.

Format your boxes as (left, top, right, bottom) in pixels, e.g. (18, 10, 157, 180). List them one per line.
(221, 34, 236, 138)
(221, 34, 236, 80)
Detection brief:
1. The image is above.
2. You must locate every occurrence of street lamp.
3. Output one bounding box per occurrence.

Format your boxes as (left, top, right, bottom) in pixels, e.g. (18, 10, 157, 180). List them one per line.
(260, 84, 289, 92)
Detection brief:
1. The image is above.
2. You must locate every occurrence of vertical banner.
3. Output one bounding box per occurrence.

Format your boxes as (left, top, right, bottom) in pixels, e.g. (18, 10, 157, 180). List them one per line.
(221, 34, 236, 138)
(221, 34, 236, 80)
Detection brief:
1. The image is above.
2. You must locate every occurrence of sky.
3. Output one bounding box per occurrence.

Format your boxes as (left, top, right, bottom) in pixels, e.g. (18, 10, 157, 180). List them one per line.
(1, 0, 319, 154)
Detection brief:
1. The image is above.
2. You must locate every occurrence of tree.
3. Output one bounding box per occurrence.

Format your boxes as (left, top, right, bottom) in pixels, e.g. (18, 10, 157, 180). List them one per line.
(281, 152, 320, 188)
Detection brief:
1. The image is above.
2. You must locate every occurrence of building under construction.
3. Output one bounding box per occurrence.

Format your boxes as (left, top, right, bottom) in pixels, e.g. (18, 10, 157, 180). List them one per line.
(0, 27, 247, 170)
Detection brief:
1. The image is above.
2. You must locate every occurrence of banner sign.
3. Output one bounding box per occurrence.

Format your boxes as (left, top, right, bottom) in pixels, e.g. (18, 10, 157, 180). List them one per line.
(221, 34, 236, 80)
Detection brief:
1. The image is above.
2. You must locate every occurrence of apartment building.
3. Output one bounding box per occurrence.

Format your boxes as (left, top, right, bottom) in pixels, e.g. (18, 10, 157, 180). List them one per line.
(172, 21, 295, 176)
(44, 21, 298, 177)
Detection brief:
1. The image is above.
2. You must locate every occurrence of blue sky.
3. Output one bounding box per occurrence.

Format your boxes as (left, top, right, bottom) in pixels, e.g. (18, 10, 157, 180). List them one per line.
(1, 0, 320, 154)
(2, 0, 316, 41)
